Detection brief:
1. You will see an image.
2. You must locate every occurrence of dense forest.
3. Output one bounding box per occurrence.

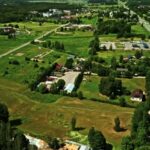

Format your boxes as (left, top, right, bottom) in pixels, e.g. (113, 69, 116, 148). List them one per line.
(127, 0, 150, 6)
(0, 1, 82, 23)
(88, 0, 117, 4)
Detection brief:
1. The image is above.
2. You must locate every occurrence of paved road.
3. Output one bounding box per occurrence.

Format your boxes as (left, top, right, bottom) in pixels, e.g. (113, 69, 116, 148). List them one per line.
(118, 0, 150, 32)
(0, 24, 68, 59)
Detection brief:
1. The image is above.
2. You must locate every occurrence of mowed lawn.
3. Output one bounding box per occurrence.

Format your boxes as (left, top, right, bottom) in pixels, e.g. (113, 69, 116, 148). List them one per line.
(43, 31, 93, 57)
(0, 22, 58, 54)
(0, 77, 134, 150)
(132, 24, 150, 36)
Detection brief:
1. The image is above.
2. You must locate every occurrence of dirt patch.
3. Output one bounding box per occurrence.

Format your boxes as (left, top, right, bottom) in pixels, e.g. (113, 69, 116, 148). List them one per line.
(16, 53, 24, 56)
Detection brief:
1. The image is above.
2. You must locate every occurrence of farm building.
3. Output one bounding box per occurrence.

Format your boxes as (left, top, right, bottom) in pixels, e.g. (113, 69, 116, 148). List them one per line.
(131, 89, 145, 102)
(63, 140, 91, 150)
(25, 135, 49, 149)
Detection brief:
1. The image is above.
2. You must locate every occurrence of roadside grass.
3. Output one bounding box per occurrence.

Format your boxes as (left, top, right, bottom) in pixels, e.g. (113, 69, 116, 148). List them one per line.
(0, 34, 34, 55)
(0, 77, 134, 150)
(0, 22, 58, 54)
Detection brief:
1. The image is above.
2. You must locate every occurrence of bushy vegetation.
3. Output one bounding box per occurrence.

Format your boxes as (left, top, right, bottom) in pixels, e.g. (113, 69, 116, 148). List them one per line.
(99, 76, 123, 98)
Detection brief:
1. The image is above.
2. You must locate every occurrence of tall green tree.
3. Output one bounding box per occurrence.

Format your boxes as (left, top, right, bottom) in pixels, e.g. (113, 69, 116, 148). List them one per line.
(0, 103, 9, 123)
(145, 70, 150, 98)
(71, 116, 76, 131)
(114, 117, 121, 132)
(88, 127, 107, 150)
(121, 136, 134, 150)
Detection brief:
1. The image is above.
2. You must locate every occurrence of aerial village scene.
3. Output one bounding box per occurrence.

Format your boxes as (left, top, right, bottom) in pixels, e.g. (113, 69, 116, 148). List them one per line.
(0, 0, 150, 150)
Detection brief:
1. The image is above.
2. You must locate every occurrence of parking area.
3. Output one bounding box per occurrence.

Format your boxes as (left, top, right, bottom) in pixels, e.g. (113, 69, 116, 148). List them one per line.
(57, 71, 80, 87)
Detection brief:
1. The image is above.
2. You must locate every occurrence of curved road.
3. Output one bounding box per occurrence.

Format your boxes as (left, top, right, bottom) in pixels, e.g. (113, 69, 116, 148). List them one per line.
(0, 23, 69, 59)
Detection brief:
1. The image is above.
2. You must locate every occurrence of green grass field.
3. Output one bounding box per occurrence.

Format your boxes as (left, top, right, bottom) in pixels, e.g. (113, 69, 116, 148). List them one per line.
(43, 31, 93, 57)
(0, 43, 68, 84)
(0, 22, 58, 54)
(0, 77, 134, 150)
(132, 24, 150, 36)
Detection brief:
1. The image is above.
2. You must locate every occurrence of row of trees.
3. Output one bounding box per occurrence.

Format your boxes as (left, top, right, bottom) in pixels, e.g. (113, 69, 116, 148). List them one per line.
(121, 71, 150, 149)
(0, 1, 83, 23)
(96, 19, 131, 37)
(88, 0, 117, 4)
(28, 63, 56, 91)
(42, 40, 65, 51)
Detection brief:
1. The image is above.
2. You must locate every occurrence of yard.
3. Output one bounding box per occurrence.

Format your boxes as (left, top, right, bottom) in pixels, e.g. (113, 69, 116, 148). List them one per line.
(78, 75, 145, 105)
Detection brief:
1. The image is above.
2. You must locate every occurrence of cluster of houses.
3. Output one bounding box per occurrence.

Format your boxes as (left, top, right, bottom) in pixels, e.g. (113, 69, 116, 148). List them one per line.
(61, 24, 94, 31)
(26, 134, 90, 150)
(131, 89, 146, 102)
(0, 26, 16, 36)
(38, 56, 84, 93)
(61, 140, 91, 150)
(42, 9, 70, 18)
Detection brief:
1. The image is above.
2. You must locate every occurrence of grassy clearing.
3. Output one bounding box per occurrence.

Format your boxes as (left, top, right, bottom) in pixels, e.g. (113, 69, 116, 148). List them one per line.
(132, 24, 150, 36)
(81, 16, 97, 26)
(0, 77, 134, 150)
(43, 31, 93, 57)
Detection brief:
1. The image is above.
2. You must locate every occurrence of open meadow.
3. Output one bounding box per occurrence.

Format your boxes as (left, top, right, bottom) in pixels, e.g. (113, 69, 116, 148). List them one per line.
(0, 2, 150, 149)
(0, 77, 134, 150)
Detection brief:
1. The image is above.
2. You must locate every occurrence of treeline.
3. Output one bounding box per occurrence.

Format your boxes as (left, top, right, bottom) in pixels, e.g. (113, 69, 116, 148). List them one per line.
(0, 2, 83, 23)
(121, 71, 150, 149)
(88, 0, 117, 4)
(121, 100, 150, 150)
(0, 103, 37, 150)
(127, 0, 150, 6)
(96, 19, 132, 37)
(41, 40, 65, 51)
(29, 63, 56, 91)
